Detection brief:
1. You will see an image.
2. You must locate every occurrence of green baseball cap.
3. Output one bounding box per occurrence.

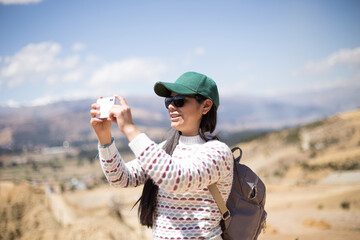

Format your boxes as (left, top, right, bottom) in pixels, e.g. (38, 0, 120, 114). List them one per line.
(154, 72, 219, 109)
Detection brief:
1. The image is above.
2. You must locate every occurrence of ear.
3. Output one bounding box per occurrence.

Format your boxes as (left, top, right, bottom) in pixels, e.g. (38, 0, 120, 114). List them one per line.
(202, 99, 213, 115)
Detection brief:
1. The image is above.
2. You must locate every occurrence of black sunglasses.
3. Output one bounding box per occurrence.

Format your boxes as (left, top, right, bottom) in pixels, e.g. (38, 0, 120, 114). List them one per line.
(164, 95, 197, 109)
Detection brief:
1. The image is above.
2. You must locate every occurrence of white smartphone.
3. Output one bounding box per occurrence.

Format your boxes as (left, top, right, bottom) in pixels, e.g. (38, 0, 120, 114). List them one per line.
(96, 96, 115, 119)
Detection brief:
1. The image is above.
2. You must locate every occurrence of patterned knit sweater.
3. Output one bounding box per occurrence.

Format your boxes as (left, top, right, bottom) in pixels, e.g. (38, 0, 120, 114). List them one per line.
(99, 133, 233, 240)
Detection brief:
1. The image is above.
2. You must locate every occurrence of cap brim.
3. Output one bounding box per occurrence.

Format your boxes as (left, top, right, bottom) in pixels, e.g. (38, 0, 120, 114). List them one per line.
(154, 82, 196, 97)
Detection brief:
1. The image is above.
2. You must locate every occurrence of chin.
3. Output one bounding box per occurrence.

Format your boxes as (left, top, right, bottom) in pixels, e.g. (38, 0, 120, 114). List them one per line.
(170, 123, 183, 132)
(171, 124, 180, 131)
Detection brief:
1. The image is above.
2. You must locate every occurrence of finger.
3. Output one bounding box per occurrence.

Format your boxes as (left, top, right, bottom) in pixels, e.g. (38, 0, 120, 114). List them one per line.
(108, 105, 119, 116)
(114, 95, 129, 107)
(108, 116, 116, 123)
(90, 109, 100, 117)
(108, 108, 117, 122)
(92, 117, 103, 122)
(90, 117, 104, 125)
(91, 103, 100, 109)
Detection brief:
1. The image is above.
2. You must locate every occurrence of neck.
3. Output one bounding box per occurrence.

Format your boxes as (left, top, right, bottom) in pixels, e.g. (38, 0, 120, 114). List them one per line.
(179, 129, 199, 136)
(179, 134, 204, 145)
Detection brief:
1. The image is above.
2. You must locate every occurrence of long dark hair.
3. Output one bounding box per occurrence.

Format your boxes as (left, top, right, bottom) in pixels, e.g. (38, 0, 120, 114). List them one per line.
(136, 94, 218, 228)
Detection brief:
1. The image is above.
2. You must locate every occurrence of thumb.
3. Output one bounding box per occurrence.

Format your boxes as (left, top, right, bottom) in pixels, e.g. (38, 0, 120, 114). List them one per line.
(114, 95, 129, 107)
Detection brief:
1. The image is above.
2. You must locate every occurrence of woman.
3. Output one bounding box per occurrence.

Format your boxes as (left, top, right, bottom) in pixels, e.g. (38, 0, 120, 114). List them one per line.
(90, 72, 233, 240)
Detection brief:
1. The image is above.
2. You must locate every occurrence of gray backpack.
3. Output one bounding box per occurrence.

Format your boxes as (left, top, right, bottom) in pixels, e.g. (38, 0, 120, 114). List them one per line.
(208, 147, 267, 240)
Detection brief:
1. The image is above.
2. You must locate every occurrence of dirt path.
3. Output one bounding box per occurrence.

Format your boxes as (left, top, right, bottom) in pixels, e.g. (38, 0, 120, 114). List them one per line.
(53, 186, 153, 240)
(48, 194, 76, 226)
(259, 182, 360, 240)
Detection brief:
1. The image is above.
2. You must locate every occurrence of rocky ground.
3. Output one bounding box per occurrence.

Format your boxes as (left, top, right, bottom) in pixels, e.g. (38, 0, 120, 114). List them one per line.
(1, 109, 359, 240)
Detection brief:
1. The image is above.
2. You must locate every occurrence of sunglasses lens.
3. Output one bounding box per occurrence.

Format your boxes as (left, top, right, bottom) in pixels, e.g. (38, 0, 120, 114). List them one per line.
(165, 97, 172, 108)
(173, 98, 185, 107)
(165, 95, 186, 109)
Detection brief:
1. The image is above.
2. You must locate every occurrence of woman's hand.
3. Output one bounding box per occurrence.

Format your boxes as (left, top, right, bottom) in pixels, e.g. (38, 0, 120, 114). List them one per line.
(90, 98, 112, 146)
(108, 95, 141, 142)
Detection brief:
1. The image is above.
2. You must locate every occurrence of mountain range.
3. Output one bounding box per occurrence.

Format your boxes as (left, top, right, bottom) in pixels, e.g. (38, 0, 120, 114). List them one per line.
(0, 86, 359, 150)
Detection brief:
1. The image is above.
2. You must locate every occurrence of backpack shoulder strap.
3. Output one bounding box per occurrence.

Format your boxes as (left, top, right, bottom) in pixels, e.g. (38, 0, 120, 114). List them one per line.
(208, 183, 231, 221)
(208, 147, 242, 221)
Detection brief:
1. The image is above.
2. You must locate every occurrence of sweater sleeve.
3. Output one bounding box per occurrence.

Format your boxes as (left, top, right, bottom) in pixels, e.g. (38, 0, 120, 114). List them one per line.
(98, 139, 146, 188)
(129, 133, 233, 193)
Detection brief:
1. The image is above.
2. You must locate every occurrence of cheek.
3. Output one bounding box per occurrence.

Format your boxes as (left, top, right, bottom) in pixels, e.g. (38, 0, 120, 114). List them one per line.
(186, 109, 203, 123)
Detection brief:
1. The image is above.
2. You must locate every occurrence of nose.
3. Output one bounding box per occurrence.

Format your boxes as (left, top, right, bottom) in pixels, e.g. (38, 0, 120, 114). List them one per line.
(168, 102, 177, 111)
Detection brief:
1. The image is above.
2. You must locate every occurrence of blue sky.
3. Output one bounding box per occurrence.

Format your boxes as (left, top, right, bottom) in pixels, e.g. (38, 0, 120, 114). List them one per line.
(0, 0, 359, 106)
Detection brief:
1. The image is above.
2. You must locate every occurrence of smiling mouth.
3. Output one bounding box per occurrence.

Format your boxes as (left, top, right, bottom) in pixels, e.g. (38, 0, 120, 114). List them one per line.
(170, 114, 181, 120)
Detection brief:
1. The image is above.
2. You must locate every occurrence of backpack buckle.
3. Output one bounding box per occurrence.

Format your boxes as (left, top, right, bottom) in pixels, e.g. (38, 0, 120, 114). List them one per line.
(223, 210, 231, 221)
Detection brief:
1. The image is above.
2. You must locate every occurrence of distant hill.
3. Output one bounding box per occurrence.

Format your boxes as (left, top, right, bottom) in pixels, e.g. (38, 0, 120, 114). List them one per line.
(0, 98, 168, 150)
(236, 109, 360, 185)
(0, 91, 359, 150)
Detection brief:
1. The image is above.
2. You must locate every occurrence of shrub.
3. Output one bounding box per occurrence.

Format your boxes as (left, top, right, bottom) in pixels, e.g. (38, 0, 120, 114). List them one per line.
(341, 201, 350, 210)
(285, 129, 300, 144)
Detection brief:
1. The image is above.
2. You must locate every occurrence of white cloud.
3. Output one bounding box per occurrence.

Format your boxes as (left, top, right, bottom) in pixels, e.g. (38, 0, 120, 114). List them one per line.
(1, 42, 60, 78)
(89, 58, 167, 87)
(220, 77, 254, 96)
(304, 46, 360, 74)
(85, 54, 99, 64)
(45, 74, 59, 85)
(0, 41, 171, 104)
(0, 42, 80, 87)
(61, 55, 80, 69)
(26, 91, 97, 107)
(63, 69, 84, 82)
(72, 42, 86, 52)
(2, 99, 21, 108)
(183, 47, 206, 66)
(27, 95, 60, 107)
(0, 0, 42, 5)
(194, 47, 206, 56)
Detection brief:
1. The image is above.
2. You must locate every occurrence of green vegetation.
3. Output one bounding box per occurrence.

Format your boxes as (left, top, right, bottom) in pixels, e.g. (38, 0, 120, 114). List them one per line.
(301, 158, 360, 171)
(304, 119, 325, 129)
(0, 147, 23, 156)
(309, 151, 317, 158)
(272, 160, 290, 178)
(284, 128, 301, 144)
(341, 201, 351, 210)
(78, 149, 99, 164)
(219, 129, 271, 146)
(0, 147, 105, 189)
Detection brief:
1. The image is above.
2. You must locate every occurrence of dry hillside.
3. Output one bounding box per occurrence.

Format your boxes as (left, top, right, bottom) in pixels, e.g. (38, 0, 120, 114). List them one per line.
(236, 109, 360, 240)
(0, 182, 151, 240)
(238, 109, 360, 185)
(0, 109, 359, 240)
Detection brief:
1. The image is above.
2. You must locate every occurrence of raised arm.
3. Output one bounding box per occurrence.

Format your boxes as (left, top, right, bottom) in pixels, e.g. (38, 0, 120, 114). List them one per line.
(98, 140, 146, 188)
(129, 134, 233, 193)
